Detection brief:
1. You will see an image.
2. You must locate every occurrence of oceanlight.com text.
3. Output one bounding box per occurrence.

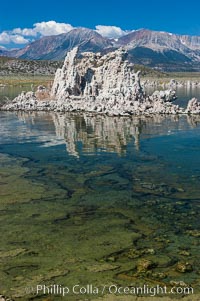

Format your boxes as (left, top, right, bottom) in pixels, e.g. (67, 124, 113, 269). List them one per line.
(25, 283, 194, 297)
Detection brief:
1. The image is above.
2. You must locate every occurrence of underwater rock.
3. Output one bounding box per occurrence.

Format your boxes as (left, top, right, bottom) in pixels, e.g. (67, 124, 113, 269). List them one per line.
(179, 250, 191, 256)
(127, 248, 141, 259)
(87, 263, 119, 272)
(145, 248, 156, 255)
(136, 259, 155, 273)
(106, 256, 116, 262)
(34, 269, 70, 281)
(138, 182, 178, 195)
(0, 248, 27, 259)
(127, 248, 155, 260)
(150, 272, 167, 279)
(186, 230, 200, 237)
(176, 262, 193, 273)
(170, 280, 189, 287)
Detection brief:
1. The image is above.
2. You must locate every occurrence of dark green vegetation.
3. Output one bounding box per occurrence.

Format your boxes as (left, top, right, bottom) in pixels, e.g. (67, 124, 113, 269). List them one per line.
(0, 55, 199, 81)
(0, 56, 62, 76)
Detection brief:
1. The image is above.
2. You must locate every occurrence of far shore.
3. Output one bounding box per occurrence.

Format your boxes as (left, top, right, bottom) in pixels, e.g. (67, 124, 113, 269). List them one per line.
(0, 75, 54, 87)
(0, 72, 200, 87)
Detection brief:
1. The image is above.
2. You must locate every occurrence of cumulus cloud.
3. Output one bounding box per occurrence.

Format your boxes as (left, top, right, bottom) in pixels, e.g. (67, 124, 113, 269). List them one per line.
(12, 27, 37, 37)
(0, 32, 29, 44)
(34, 21, 74, 36)
(13, 21, 74, 37)
(11, 35, 30, 44)
(95, 25, 128, 39)
(0, 21, 74, 47)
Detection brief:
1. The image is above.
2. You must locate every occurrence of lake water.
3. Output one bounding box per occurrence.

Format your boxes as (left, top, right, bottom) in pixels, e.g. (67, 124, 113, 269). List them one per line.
(0, 111, 200, 300)
(0, 84, 33, 103)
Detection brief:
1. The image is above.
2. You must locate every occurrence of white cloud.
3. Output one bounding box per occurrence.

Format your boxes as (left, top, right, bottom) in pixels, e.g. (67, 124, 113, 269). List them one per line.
(0, 32, 10, 44)
(33, 21, 74, 36)
(11, 35, 30, 44)
(95, 25, 128, 39)
(12, 27, 37, 37)
(0, 32, 29, 44)
(12, 21, 74, 37)
(0, 21, 74, 47)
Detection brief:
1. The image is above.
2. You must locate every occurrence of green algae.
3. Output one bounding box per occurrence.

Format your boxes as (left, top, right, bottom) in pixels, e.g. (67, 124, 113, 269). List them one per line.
(0, 154, 45, 204)
(0, 248, 27, 259)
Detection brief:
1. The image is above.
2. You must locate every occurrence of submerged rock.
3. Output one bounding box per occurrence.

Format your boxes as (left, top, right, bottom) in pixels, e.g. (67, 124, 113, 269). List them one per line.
(0, 248, 27, 259)
(169, 280, 189, 287)
(136, 259, 155, 273)
(176, 261, 193, 273)
(179, 250, 191, 256)
(186, 229, 200, 237)
(87, 263, 119, 272)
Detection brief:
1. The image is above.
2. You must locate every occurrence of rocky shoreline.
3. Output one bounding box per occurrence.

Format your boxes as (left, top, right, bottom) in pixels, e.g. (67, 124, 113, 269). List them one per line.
(1, 47, 200, 116)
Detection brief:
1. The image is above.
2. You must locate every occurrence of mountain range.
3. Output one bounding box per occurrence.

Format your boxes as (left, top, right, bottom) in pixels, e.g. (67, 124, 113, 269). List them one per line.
(1, 28, 200, 71)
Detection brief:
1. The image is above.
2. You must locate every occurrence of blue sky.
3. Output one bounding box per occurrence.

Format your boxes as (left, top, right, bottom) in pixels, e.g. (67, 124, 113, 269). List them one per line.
(0, 0, 200, 48)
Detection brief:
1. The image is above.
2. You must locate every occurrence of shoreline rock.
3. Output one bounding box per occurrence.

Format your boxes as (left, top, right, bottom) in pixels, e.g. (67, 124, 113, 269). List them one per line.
(1, 47, 200, 116)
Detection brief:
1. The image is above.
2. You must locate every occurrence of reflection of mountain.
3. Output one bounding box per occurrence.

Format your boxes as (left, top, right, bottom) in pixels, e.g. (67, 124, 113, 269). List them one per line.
(2, 112, 200, 157)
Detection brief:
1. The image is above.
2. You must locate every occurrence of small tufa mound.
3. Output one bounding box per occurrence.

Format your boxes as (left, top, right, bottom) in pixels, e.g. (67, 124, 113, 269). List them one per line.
(186, 98, 200, 114)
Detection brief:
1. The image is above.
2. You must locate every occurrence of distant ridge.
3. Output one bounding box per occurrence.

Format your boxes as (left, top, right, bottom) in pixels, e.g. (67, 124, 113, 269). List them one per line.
(1, 28, 200, 71)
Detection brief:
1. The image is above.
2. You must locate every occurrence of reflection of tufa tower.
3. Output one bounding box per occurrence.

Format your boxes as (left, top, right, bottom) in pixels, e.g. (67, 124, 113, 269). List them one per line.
(13, 112, 199, 157)
(51, 113, 144, 156)
(52, 113, 80, 157)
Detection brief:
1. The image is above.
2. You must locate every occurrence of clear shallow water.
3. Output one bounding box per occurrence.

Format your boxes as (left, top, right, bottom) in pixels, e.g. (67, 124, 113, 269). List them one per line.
(175, 85, 200, 107)
(0, 112, 200, 300)
(0, 85, 33, 102)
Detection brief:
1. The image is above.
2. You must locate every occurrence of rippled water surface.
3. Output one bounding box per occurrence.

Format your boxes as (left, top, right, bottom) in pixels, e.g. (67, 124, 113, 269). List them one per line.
(0, 111, 200, 300)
